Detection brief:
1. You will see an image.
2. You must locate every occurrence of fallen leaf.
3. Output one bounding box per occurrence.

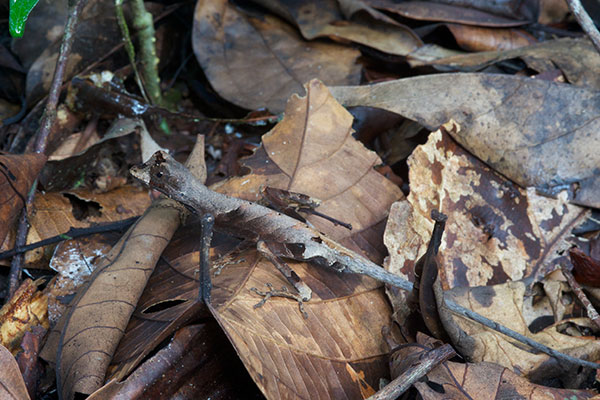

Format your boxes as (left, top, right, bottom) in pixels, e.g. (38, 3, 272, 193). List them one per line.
(445, 23, 536, 52)
(384, 123, 589, 326)
(331, 73, 600, 208)
(0, 343, 31, 400)
(397, 334, 597, 399)
(46, 140, 206, 399)
(133, 79, 405, 399)
(253, 0, 422, 55)
(439, 280, 600, 387)
(0, 186, 151, 268)
(365, 0, 532, 26)
(192, 0, 361, 113)
(0, 279, 48, 355)
(0, 152, 46, 247)
(416, 38, 600, 90)
(214, 79, 403, 253)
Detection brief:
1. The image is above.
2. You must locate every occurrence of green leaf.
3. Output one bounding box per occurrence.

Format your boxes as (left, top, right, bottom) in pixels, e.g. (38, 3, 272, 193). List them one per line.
(9, 0, 41, 38)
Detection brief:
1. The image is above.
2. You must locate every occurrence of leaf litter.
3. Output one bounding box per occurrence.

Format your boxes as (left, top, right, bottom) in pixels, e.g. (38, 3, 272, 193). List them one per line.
(2, 1, 600, 399)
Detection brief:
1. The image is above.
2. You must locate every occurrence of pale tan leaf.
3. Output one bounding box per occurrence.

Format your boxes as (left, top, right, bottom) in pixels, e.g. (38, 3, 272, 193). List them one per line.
(0, 343, 31, 400)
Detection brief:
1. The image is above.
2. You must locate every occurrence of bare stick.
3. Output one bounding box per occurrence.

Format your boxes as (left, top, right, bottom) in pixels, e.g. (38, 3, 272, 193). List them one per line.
(130, 151, 414, 291)
(8, 0, 88, 297)
(367, 344, 455, 400)
(198, 214, 214, 304)
(444, 298, 600, 370)
(560, 263, 600, 330)
(566, 0, 600, 54)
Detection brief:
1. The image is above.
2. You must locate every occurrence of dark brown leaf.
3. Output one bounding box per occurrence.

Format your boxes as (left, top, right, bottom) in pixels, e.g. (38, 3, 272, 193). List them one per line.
(331, 73, 600, 208)
(253, 0, 422, 55)
(0, 153, 46, 247)
(365, 0, 532, 26)
(192, 0, 361, 113)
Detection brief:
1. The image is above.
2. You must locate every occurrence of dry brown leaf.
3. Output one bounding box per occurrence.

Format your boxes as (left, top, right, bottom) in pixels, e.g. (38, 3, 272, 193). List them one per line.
(331, 73, 600, 208)
(0, 153, 46, 247)
(209, 249, 388, 399)
(365, 0, 532, 26)
(397, 334, 596, 399)
(0, 279, 48, 355)
(213, 78, 403, 253)
(386, 122, 589, 288)
(0, 343, 31, 400)
(446, 23, 536, 52)
(439, 280, 600, 387)
(253, 0, 422, 55)
(132, 80, 404, 399)
(192, 0, 361, 113)
(0, 186, 151, 267)
(384, 123, 589, 323)
(46, 139, 206, 400)
(416, 38, 600, 90)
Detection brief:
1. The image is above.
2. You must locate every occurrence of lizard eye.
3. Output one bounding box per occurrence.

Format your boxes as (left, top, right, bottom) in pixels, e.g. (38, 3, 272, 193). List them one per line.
(156, 171, 163, 178)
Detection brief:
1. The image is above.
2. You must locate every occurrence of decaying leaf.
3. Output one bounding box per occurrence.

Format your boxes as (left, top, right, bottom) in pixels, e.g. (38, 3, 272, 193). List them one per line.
(39, 117, 164, 192)
(214, 78, 403, 254)
(0, 279, 48, 355)
(0, 186, 151, 267)
(45, 234, 118, 325)
(132, 80, 407, 398)
(439, 280, 600, 387)
(365, 0, 532, 26)
(331, 73, 600, 208)
(192, 0, 361, 113)
(44, 139, 206, 400)
(445, 23, 536, 52)
(396, 334, 596, 399)
(253, 0, 422, 56)
(418, 38, 600, 90)
(0, 343, 31, 400)
(385, 122, 588, 292)
(0, 153, 46, 247)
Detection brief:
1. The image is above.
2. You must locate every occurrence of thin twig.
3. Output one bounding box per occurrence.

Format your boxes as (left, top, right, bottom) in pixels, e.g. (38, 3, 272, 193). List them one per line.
(560, 263, 600, 330)
(566, 0, 600, 54)
(198, 213, 214, 304)
(367, 344, 455, 400)
(8, 0, 88, 297)
(0, 217, 138, 262)
(444, 298, 600, 370)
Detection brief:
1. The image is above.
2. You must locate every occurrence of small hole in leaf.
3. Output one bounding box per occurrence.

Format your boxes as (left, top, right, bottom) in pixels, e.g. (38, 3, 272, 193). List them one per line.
(142, 299, 187, 314)
(63, 193, 102, 220)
